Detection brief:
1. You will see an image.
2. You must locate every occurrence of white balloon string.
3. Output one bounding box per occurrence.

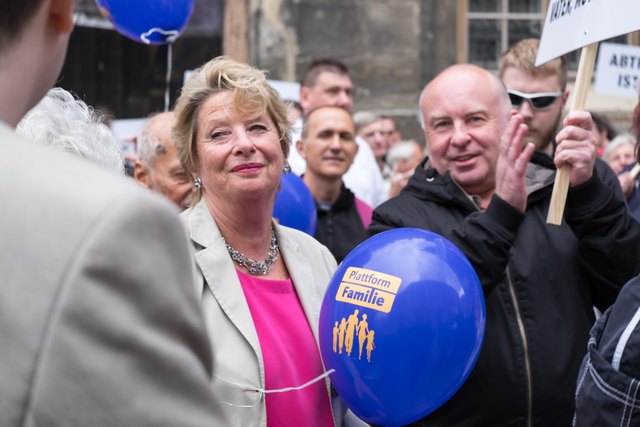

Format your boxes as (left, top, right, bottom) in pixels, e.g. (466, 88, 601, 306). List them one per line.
(140, 28, 179, 45)
(261, 369, 335, 394)
(213, 369, 336, 407)
(164, 43, 173, 112)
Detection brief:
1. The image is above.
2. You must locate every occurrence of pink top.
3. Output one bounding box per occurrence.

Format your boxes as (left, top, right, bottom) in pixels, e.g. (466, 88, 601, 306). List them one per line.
(237, 269, 335, 427)
(355, 197, 373, 229)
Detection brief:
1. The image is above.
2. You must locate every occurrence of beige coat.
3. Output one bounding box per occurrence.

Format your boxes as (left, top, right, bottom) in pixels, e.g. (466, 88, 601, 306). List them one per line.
(182, 199, 352, 427)
(0, 124, 225, 426)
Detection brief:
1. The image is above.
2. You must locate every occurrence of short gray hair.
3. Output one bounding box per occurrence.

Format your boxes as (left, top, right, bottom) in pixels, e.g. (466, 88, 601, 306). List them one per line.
(603, 133, 636, 162)
(17, 88, 123, 175)
(137, 112, 169, 166)
(386, 140, 424, 168)
(353, 111, 380, 133)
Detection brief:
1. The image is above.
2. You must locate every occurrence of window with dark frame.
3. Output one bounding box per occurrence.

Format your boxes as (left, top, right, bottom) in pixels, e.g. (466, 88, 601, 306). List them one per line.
(463, 0, 634, 72)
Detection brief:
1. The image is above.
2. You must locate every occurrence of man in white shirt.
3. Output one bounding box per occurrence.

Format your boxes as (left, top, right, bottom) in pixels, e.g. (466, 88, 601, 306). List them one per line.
(289, 58, 387, 208)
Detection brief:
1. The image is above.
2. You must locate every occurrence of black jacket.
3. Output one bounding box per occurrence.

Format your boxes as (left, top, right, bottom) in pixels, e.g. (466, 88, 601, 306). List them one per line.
(315, 184, 369, 264)
(573, 274, 640, 426)
(369, 153, 640, 427)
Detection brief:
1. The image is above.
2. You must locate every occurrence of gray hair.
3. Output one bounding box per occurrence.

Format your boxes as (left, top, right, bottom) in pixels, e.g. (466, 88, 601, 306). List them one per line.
(603, 133, 636, 162)
(386, 140, 424, 169)
(17, 88, 124, 175)
(137, 112, 169, 166)
(353, 111, 381, 133)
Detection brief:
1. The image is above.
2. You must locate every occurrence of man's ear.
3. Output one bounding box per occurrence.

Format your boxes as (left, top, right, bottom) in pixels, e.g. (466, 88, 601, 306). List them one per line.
(299, 87, 310, 112)
(133, 160, 151, 188)
(296, 139, 307, 159)
(49, 0, 74, 34)
(561, 89, 570, 108)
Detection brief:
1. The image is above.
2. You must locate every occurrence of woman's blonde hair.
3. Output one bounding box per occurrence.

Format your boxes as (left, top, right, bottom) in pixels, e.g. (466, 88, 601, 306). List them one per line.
(173, 56, 291, 202)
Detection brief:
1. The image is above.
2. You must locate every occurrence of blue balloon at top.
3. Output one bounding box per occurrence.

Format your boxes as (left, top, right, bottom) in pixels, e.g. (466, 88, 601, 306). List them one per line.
(96, 0, 195, 45)
(273, 173, 317, 236)
(319, 228, 485, 427)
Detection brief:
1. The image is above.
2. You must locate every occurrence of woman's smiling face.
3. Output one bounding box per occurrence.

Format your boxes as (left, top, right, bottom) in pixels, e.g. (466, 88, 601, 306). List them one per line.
(194, 91, 285, 202)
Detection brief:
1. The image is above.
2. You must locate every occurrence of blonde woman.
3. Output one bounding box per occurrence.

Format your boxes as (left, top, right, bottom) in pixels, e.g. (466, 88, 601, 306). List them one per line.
(173, 57, 359, 427)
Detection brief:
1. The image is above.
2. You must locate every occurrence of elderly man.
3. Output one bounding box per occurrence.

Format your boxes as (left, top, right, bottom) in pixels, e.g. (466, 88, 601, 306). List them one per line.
(297, 106, 372, 263)
(134, 111, 194, 210)
(354, 111, 389, 174)
(386, 140, 424, 198)
(369, 64, 640, 426)
(380, 115, 401, 147)
(0, 0, 224, 425)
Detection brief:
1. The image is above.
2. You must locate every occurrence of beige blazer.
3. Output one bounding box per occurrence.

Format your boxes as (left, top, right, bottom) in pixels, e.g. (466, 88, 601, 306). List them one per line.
(182, 199, 345, 427)
(0, 124, 225, 426)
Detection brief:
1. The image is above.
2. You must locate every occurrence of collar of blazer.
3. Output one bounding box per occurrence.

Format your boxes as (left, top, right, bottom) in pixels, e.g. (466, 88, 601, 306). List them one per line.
(182, 199, 323, 345)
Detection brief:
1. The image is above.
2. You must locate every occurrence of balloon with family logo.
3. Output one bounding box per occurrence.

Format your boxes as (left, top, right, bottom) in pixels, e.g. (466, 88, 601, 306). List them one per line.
(95, 0, 195, 45)
(319, 228, 486, 427)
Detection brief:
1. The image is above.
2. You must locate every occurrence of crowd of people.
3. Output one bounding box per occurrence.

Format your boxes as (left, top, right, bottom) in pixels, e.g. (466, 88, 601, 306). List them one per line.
(3, 1, 640, 426)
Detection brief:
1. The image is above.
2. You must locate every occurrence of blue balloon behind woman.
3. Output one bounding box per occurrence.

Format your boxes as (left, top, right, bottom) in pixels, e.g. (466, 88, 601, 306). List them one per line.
(319, 228, 485, 427)
(95, 0, 195, 45)
(273, 172, 317, 236)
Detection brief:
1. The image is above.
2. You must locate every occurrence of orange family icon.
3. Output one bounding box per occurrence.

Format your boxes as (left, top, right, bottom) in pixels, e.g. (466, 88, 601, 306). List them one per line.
(332, 309, 376, 362)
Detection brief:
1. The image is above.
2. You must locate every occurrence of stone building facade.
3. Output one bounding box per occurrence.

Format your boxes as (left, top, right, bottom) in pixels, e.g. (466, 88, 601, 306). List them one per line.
(243, 0, 637, 141)
(248, 0, 458, 142)
(67, 0, 638, 141)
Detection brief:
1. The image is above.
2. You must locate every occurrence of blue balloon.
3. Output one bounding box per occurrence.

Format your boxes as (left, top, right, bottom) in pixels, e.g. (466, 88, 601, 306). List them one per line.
(273, 173, 317, 235)
(96, 0, 195, 45)
(319, 228, 485, 427)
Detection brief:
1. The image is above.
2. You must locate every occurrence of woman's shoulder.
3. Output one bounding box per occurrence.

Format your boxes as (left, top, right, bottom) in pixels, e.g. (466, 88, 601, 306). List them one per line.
(276, 223, 320, 246)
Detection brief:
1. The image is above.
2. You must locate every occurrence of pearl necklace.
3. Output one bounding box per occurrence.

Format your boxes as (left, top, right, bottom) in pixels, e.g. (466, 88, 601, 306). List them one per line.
(223, 227, 279, 275)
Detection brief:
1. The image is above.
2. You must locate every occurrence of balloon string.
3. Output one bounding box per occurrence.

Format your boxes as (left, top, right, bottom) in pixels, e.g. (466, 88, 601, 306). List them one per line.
(262, 369, 335, 394)
(213, 368, 335, 396)
(164, 43, 173, 112)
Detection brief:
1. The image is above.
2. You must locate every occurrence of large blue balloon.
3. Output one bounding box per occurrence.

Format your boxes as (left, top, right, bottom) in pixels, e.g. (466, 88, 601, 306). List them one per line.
(273, 173, 317, 235)
(96, 0, 195, 45)
(319, 228, 485, 426)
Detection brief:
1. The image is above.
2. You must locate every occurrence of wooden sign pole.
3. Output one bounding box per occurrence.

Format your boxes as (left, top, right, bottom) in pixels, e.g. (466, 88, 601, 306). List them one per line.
(546, 42, 599, 225)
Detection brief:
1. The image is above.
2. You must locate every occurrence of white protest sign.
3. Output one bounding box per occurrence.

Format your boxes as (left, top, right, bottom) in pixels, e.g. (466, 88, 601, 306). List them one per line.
(594, 42, 640, 99)
(537, 0, 640, 224)
(536, 0, 640, 66)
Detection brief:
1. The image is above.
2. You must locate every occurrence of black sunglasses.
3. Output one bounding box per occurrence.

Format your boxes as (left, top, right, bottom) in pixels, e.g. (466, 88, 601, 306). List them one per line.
(507, 90, 562, 111)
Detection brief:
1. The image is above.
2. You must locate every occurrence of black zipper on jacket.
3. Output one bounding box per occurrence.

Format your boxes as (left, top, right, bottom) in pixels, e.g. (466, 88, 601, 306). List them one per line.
(506, 268, 532, 427)
(433, 170, 536, 425)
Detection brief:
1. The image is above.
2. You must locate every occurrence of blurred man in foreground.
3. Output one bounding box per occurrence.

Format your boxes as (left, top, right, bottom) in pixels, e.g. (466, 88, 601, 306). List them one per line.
(0, 1, 225, 425)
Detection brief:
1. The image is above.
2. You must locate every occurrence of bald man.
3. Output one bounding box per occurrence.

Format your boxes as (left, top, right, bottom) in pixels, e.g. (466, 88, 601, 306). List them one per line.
(369, 64, 640, 426)
(134, 111, 195, 210)
(297, 106, 372, 263)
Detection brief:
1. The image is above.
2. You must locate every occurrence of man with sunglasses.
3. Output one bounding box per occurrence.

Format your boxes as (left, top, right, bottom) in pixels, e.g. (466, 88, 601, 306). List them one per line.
(499, 38, 569, 155)
(499, 38, 625, 200)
